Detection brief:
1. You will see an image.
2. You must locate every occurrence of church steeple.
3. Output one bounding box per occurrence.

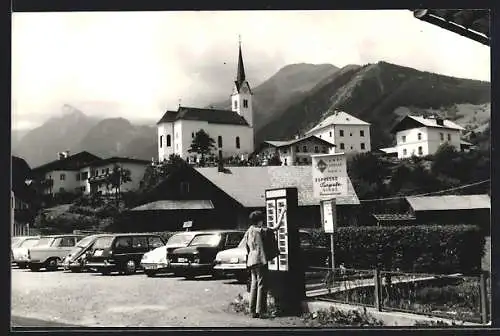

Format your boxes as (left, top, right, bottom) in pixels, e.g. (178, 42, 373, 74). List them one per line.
(236, 36, 246, 89)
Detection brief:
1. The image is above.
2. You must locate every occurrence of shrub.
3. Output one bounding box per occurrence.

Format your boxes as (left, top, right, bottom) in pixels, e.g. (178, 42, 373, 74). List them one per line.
(301, 306, 384, 327)
(306, 225, 484, 275)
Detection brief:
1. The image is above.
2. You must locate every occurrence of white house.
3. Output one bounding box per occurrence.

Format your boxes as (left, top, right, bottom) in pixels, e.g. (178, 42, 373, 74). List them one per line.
(387, 115, 465, 159)
(157, 42, 255, 163)
(305, 110, 371, 154)
(256, 135, 335, 166)
(31, 151, 149, 196)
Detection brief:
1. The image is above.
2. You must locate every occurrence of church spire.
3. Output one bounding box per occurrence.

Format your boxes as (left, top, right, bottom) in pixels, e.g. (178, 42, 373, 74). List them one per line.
(236, 35, 246, 88)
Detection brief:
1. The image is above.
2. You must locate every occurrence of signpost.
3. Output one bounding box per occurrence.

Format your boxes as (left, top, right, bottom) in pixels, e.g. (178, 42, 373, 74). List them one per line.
(183, 221, 193, 231)
(312, 153, 347, 282)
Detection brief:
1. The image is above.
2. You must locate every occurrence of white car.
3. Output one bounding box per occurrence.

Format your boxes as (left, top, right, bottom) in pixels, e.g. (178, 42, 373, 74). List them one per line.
(12, 236, 40, 269)
(141, 232, 198, 277)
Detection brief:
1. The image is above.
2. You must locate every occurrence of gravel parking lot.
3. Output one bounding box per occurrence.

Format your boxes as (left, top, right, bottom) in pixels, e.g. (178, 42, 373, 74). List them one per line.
(11, 267, 291, 327)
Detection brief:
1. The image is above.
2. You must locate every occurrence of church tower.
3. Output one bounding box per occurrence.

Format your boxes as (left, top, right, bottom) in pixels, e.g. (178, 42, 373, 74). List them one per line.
(231, 38, 254, 128)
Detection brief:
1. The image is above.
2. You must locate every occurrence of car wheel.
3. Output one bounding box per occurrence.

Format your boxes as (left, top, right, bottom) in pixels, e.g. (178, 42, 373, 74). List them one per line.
(124, 260, 137, 275)
(46, 258, 59, 271)
(145, 270, 157, 277)
(29, 264, 41, 272)
(17, 262, 28, 269)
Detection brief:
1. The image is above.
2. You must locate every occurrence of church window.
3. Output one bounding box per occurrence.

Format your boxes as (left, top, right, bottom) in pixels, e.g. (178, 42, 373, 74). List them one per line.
(236, 136, 240, 149)
(160, 135, 163, 148)
(166, 135, 171, 147)
(243, 99, 248, 108)
(234, 100, 238, 109)
(329, 131, 332, 137)
(218, 136, 223, 148)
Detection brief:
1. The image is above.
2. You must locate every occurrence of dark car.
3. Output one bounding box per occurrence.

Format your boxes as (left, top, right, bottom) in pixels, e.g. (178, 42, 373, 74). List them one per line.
(214, 230, 329, 282)
(167, 230, 245, 279)
(84, 233, 165, 275)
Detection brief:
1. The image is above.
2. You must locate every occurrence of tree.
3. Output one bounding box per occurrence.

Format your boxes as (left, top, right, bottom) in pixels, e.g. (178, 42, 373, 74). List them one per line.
(188, 129, 216, 165)
(267, 151, 282, 166)
(103, 164, 132, 205)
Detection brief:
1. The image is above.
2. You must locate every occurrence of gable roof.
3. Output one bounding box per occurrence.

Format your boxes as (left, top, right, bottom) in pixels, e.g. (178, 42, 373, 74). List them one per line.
(306, 111, 370, 134)
(391, 115, 465, 133)
(406, 194, 490, 211)
(88, 157, 150, 167)
(31, 151, 102, 174)
(195, 166, 359, 208)
(263, 135, 336, 149)
(157, 106, 249, 126)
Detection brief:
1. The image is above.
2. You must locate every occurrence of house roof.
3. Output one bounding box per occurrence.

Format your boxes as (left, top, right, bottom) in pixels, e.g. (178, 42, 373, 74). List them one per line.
(263, 135, 336, 149)
(306, 111, 370, 134)
(195, 166, 359, 208)
(391, 115, 465, 133)
(406, 194, 491, 211)
(88, 157, 151, 167)
(130, 200, 214, 211)
(412, 9, 489, 46)
(31, 151, 102, 174)
(157, 106, 249, 126)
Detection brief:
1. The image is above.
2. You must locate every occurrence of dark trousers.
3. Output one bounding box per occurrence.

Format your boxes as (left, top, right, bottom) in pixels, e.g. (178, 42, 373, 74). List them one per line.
(249, 264, 268, 314)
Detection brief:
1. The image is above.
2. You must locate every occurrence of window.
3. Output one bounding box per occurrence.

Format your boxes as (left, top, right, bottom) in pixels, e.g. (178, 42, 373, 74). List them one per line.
(350, 133, 353, 137)
(340, 130, 344, 137)
(440, 133, 444, 141)
(192, 132, 194, 138)
(302, 145, 307, 152)
(302, 157, 308, 163)
(403, 149, 407, 156)
(132, 236, 148, 248)
(350, 146, 354, 150)
(82, 172, 89, 180)
(59, 187, 65, 193)
(226, 232, 244, 248)
(101, 169, 105, 174)
(314, 146, 319, 153)
(418, 146, 423, 155)
(60, 173, 65, 181)
(236, 136, 240, 149)
(339, 143, 345, 150)
(114, 237, 132, 249)
(418, 133, 422, 140)
(361, 143, 365, 150)
(360, 130, 365, 137)
(319, 135, 322, 138)
(243, 99, 248, 108)
(76, 173, 80, 181)
(218, 136, 223, 148)
(329, 131, 332, 137)
(296, 146, 300, 153)
(322, 147, 327, 153)
(284, 158, 287, 166)
(166, 135, 171, 147)
(148, 236, 164, 249)
(60, 237, 75, 247)
(234, 100, 238, 109)
(282, 148, 288, 154)
(105, 168, 110, 174)
(402, 135, 406, 143)
(160, 135, 163, 148)
(180, 182, 190, 195)
(447, 134, 451, 141)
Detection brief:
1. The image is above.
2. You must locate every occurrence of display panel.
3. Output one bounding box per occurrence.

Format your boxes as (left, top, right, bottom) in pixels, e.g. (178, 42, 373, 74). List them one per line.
(266, 196, 288, 271)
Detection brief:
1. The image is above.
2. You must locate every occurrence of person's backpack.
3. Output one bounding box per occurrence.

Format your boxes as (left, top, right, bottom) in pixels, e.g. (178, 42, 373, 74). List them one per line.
(263, 229, 280, 261)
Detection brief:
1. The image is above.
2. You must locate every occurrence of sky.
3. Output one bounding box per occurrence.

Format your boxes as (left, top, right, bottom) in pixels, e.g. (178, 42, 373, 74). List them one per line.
(12, 10, 491, 131)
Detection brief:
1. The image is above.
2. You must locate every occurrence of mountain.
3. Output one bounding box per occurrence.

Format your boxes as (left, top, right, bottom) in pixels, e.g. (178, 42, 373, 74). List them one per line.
(256, 61, 490, 148)
(13, 105, 101, 167)
(209, 63, 340, 131)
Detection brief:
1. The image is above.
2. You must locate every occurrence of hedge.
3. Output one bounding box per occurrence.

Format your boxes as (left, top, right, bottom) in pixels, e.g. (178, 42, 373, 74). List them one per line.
(305, 225, 484, 275)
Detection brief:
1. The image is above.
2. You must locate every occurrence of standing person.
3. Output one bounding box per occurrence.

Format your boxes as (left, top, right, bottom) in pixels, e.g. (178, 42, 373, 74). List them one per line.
(241, 207, 287, 318)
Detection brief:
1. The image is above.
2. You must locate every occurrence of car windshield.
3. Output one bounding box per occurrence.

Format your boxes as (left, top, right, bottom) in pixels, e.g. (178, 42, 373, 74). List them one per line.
(167, 233, 194, 246)
(189, 234, 221, 246)
(20, 239, 39, 248)
(76, 236, 95, 248)
(237, 237, 246, 248)
(12, 237, 21, 246)
(93, 237, 114, 249)
(35, 237, 54, 247)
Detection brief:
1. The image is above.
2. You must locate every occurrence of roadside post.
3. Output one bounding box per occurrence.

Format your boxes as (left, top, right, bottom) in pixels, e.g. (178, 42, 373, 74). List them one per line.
(311, 153, 348, 287)
(265, 187, 302, 315)
(183, 221, 193, 232)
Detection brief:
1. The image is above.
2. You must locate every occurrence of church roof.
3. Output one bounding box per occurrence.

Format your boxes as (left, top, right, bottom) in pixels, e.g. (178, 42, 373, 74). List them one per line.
(157, 106, 250, 126)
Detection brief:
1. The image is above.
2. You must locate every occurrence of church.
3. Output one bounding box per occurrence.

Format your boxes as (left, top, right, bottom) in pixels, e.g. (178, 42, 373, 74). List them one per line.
(157, 42, 255, 163)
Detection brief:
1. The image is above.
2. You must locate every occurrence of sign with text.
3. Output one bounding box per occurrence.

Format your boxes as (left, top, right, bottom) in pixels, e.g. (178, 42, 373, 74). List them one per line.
(183, 221, 193, 229)
(311, 153, 348, 199)
(321, 199, 337, 233)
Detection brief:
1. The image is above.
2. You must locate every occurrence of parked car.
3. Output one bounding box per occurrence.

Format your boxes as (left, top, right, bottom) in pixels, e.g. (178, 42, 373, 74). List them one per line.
(84, 233, 165, 275)
(214, 230, 329, 283)
(167, 230, 245, 279)
(140, 231, 199, 277)
(11, 236, 40, 269)
(62, 234, 108, 272)
(27, 235, 86, 271)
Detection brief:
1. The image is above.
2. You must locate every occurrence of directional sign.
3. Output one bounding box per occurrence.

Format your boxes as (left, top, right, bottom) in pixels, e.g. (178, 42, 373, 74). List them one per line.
(311, 153, 348, 199)
(183, 221, 193, 229)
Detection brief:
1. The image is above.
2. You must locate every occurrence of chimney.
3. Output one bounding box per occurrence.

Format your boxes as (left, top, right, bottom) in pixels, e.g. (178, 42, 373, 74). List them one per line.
(435, 117, 444, 126)
(217, 150, 224, 172)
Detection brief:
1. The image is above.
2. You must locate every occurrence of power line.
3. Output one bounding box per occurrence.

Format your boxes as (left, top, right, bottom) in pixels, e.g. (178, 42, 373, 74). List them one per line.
(358, 179, 490, 202)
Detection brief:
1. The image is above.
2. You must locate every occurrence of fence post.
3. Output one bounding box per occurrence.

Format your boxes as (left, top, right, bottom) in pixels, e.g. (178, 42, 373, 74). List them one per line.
(480, 271, 489, 324)
(374, 269, 382, 312)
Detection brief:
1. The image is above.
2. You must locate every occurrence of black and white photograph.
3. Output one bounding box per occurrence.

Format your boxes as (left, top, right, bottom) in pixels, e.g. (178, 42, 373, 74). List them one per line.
(10, 9, 492, 329)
